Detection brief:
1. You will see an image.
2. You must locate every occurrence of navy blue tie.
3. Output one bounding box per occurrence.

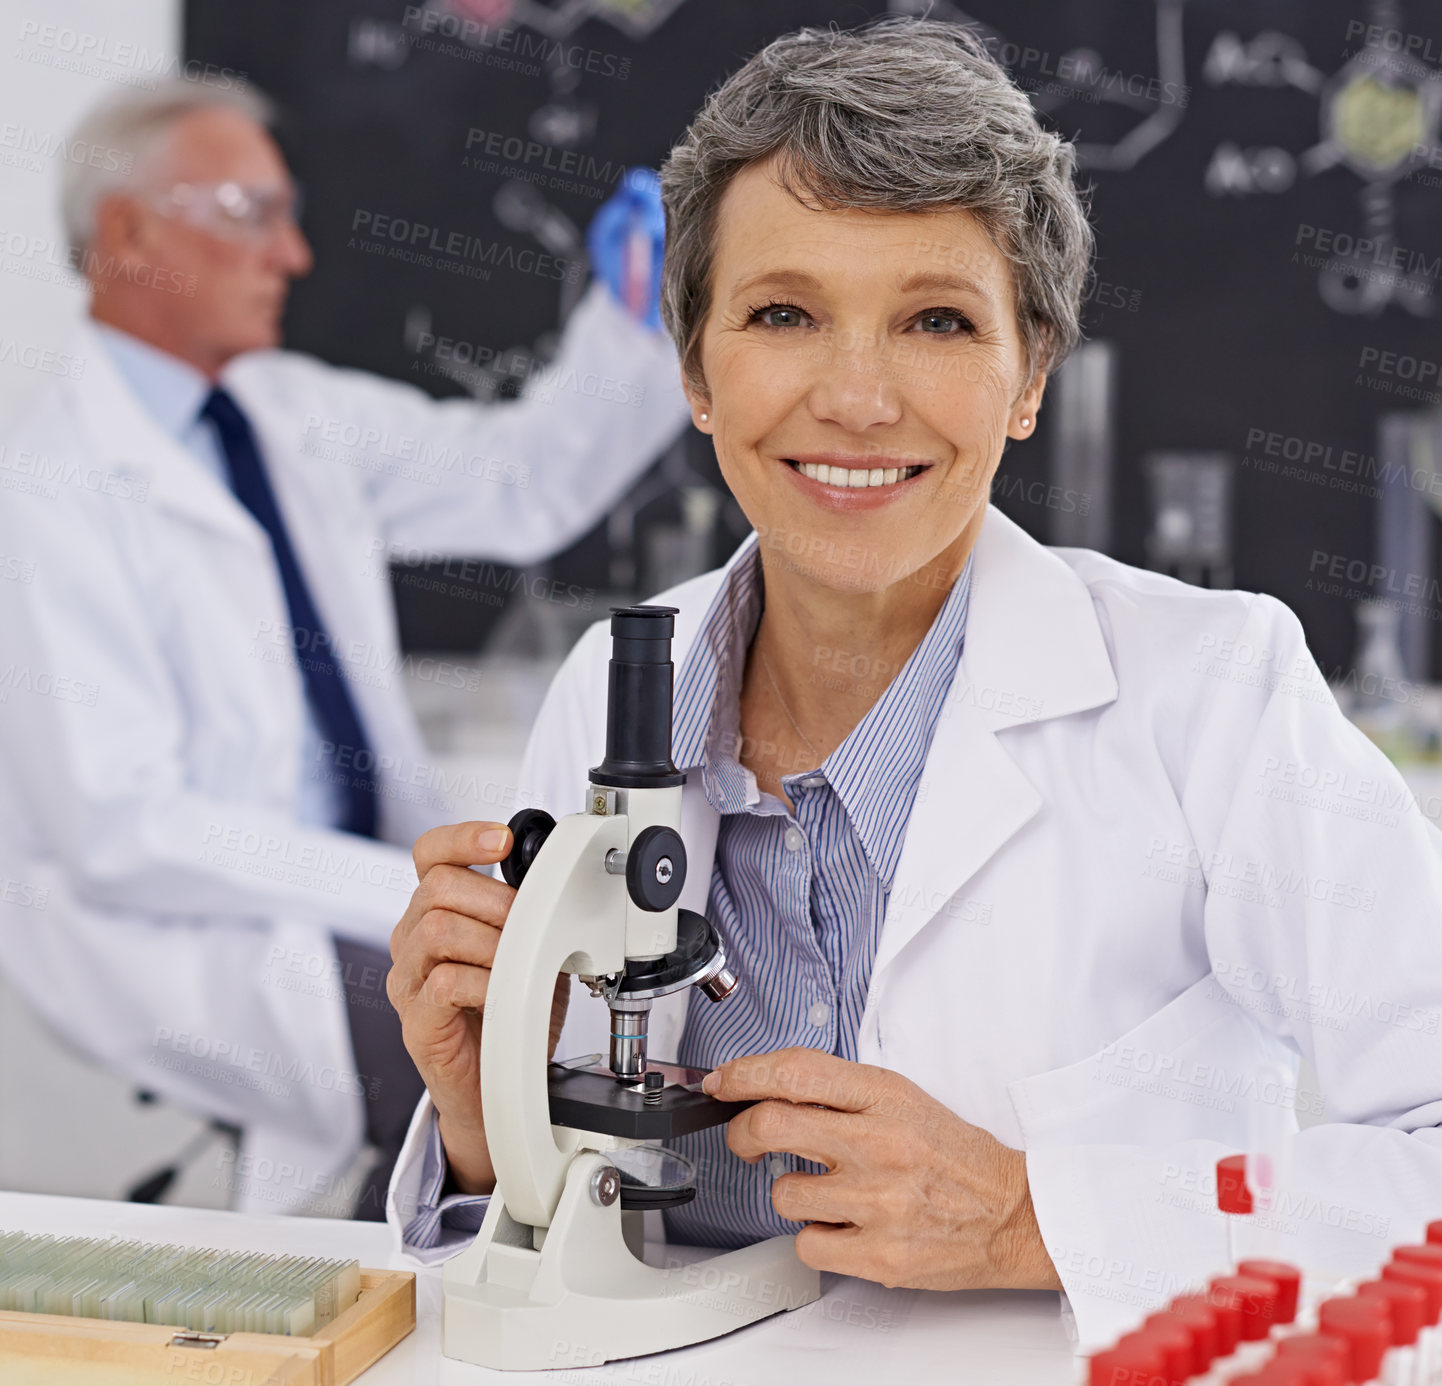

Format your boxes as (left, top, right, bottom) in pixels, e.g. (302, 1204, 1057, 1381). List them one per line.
(202, 386, 378, 839)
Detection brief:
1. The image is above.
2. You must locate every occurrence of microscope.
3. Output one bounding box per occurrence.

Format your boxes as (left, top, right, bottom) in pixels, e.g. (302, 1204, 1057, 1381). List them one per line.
(442, 606, 821, 1371)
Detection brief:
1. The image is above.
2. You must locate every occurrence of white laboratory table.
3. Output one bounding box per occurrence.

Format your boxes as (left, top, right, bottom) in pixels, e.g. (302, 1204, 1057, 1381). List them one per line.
(0, 1190, 1082, 1385)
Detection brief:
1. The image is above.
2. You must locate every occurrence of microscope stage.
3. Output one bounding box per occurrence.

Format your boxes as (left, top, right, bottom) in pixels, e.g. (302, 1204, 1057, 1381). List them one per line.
(547, 1062, 753, 1140)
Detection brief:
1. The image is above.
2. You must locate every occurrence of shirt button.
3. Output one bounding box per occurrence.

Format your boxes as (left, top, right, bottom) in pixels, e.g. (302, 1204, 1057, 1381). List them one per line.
(768, 1154, 788, 1177)
(807, 1000, 831, 1029)
(783, 827, 804, 853)
(798, 774, 826, 789)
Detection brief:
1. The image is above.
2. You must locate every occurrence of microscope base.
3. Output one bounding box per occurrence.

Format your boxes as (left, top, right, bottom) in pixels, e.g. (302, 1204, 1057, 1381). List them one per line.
(442, 1150, 822, 1371)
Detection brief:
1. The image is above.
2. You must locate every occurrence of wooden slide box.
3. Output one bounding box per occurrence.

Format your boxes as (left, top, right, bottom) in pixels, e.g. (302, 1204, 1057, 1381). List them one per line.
(0, 1267, 414, 1386)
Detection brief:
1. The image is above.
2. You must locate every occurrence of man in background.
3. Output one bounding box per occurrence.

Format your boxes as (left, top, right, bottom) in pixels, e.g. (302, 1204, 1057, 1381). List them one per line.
(0, 79, 688, 1217)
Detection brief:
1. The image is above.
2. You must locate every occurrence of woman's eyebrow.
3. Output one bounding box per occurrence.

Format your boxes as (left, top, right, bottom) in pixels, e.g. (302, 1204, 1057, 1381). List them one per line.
(728, 269, 823, 298)
(726, 267, 998, 307)
(895, 271, 996, 304)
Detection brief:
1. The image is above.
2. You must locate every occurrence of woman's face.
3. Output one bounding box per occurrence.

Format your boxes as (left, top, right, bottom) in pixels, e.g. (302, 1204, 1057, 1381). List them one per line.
(688, 158, 1046, 594)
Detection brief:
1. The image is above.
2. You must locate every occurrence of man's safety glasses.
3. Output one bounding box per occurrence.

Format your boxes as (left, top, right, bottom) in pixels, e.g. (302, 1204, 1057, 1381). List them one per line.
(144, 181, 302, 241)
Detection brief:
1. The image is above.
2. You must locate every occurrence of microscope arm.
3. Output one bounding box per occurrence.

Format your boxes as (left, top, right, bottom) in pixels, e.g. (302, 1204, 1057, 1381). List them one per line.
(480, 810, 629, 1230)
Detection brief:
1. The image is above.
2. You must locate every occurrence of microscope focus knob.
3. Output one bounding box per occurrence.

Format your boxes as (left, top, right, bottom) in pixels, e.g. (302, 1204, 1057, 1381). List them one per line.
(625, 826, 686, 912)
(589, 1165, 620, 1207)
(499, 808, 557, 889)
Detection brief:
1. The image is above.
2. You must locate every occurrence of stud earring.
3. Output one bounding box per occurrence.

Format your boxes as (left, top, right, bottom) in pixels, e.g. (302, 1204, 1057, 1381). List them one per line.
(1020, 417, 1031, 429)
(698, 411, 709, 423)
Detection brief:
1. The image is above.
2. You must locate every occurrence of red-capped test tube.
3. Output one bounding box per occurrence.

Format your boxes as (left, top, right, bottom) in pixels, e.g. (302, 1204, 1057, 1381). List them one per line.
(1241, 1262, 1303, 1328)
(1380, 1258, 1442, 1386)
(1088, 1338, 1166, 1386)
(1147, 1307, 1220, 1379)
(1172, 1291, 1244, 1382)
(1357, 1279, 1425, 1386)
(1317, 1295, 1391, 1384)
(1273, 1331, 1350, 1384)
(1212, 1273, 1283, 1376)
(1230, 1364, 1331, 1385)
(1215, 1154, 1305, 1346)
(1219, 1155, 1256, 1268)
(1176, 1292, 1242, 1357)
(1387, 1248, 1442, 1386)
(1218, 1155, 1300, 1273)
(1119, 1325, 1190, 1386)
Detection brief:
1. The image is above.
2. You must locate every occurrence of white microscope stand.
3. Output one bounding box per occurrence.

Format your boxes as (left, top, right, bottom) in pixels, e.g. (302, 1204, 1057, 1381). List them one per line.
(443, 802, 821, 1371)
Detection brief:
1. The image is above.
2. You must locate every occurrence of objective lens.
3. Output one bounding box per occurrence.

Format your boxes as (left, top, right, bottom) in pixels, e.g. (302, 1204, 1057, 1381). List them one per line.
(609, 1007, 649, 1079)
(698, 961, 738, 1003)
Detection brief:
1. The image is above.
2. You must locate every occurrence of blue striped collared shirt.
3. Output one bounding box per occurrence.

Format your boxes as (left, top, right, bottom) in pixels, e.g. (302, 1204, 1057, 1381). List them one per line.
(402, 536, 971, 1256)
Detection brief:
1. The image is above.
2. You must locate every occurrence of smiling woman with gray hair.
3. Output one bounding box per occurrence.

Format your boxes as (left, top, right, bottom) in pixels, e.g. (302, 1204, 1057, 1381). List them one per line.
(388, 17, 1442, 1347)
(660, 18, 1092, 394)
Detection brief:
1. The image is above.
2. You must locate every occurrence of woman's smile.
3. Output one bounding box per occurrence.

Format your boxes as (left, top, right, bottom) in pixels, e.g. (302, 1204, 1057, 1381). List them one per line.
(779, 453, 933, 511)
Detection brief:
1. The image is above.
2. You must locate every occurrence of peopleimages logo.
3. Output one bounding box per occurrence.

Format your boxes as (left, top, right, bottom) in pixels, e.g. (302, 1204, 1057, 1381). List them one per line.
(463, 128, 627, 186)
(1294, 225, 1442, 283)
(349, 209, 582, 283)
(0, 122, 133, 175)
(1342, 18, 1442, 62)
(984, 38, 1190, 107)
(14, 20, 248, 90)
(0, 229, 197, 296)
(400, 5, 631, 79)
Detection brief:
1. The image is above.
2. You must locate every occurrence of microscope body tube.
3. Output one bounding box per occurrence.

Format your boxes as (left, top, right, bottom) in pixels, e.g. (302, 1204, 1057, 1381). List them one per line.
(588, 607, 682, 1084)
(589, 607, 687, 964)
(583, 606, 741, 1084)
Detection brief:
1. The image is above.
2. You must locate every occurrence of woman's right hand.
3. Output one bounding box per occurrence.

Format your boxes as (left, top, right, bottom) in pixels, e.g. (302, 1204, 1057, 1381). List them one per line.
(388, 821, 571, 1195)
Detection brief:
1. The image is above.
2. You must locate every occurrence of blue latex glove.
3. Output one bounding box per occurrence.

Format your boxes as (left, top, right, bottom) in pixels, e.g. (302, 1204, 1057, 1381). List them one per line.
(586, 166, 666, 330)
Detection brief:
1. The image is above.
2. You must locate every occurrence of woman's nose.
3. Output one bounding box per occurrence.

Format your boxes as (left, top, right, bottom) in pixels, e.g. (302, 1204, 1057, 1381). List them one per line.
(804, 333, 905, 432)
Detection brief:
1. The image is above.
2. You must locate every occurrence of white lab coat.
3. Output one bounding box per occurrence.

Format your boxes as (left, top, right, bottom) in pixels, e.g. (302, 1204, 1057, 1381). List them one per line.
(388, 504, 1442, 1347)
(0, 284, 690, 1212)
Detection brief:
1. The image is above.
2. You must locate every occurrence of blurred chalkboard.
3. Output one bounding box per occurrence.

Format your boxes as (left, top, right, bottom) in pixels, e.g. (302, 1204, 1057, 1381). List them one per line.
(185, 0, 1442, 677)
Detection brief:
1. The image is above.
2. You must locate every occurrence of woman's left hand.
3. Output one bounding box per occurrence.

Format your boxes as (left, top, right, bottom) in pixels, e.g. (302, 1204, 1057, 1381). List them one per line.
(703, 1047, 1062, 1292)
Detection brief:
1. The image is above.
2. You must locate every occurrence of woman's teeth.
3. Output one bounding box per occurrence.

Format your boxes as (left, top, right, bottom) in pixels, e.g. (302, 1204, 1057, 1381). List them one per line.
(793, 461, 923, 488)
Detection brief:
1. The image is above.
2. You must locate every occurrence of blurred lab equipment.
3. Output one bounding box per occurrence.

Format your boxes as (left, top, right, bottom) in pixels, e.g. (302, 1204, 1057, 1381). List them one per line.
(1050, 339, 1117, 551)
(1144, 451, 1235, 587)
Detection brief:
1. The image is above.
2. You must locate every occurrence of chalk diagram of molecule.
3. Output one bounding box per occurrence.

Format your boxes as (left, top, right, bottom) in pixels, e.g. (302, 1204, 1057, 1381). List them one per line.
(889, 0, 1191, 173)
(894, 0, 1441, 319)
(350, 0, 691, 399)
(1200, 0, 1441, 318)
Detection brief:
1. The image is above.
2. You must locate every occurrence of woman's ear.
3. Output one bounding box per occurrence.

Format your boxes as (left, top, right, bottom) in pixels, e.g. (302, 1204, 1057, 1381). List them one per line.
(682, 376, 714, 434)
(1008, 371, 1048, 441)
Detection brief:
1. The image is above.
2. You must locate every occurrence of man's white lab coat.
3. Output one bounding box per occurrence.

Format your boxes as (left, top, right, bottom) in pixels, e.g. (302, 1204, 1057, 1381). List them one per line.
(389, 505, 1442, 1346)
(0, 284, 690, 1211)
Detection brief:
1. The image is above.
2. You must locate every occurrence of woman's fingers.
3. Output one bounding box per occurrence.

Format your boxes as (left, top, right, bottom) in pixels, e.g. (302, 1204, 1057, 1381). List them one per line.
(387, 908, 501, 1005)
(413, 821, 512, 877)
(420, 960, 494, 1012)
(725, 1099, 860, 1169)
(391, 861, 515, 963)
(384, 819, 527, 1200)
(771, 1170, 857, 1226)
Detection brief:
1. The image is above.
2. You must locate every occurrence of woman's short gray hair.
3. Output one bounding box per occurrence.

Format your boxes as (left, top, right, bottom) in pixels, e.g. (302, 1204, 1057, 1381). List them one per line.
(61, 79, 274, 260)
(659, 17, 1093, 393)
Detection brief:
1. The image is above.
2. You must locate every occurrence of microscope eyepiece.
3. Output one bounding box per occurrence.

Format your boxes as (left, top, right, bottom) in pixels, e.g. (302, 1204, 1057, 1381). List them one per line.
(590, 605, 686, 790)
(608, 605, 675, 662)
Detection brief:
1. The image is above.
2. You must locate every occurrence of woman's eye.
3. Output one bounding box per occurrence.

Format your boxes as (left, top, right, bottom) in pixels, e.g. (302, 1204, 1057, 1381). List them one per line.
(753, 304, 806, 328)
(915, 310, 970, 334)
